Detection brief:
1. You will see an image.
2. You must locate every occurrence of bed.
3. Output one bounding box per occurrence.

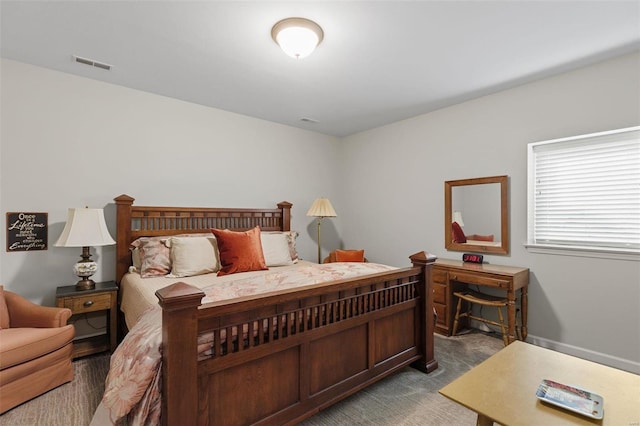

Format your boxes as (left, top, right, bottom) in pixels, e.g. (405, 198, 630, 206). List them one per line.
(99, 194, 438, 425)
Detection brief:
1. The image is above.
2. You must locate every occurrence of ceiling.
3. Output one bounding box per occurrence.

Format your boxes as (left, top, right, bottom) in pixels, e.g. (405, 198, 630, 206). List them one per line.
(2, 1, 639, 137)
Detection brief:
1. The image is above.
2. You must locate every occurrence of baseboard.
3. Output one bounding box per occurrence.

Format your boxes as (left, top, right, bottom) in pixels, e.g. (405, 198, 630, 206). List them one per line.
(526, 334, 640, 374)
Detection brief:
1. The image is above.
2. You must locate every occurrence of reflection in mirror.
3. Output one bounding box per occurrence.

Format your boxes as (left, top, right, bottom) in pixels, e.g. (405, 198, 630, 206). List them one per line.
(445, 175, 509, 255)
(452, 184, 501, 240)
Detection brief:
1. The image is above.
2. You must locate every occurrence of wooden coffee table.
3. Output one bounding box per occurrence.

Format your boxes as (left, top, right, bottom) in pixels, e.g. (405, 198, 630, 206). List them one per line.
(440, 341, 640, 425)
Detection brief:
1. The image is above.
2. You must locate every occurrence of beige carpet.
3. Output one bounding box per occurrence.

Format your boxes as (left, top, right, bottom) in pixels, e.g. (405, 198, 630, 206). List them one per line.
(0, 331, 502, 426)
(0, 352, 111, 426)
(299, 331, 503, 426)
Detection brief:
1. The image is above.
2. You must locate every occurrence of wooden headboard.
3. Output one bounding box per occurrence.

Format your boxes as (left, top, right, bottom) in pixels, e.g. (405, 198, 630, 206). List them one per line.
(114, 194, 292, 285)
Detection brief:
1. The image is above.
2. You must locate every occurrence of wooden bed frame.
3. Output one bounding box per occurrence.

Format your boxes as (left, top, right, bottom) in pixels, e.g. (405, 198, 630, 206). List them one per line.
(114, 194, 438, 426)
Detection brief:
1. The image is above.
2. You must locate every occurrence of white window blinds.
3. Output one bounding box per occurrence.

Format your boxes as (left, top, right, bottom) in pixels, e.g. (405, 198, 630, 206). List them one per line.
(528, 126, 640, 253)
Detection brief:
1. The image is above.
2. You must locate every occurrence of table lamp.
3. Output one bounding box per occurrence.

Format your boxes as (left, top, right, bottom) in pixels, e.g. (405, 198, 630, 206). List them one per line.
(55, 207, 115, 290)
(307, 197, 337, 263)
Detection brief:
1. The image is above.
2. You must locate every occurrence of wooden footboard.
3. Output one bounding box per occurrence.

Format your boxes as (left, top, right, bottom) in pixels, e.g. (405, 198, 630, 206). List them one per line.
(156, 252, 437, 426)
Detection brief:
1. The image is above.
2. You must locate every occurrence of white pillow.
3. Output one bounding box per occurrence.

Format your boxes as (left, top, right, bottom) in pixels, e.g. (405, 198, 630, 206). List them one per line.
(262, 230, 299, 263)
(261, 232, 294, 266)
(131, 247, 142, 272)
(167, 236, 220, 277)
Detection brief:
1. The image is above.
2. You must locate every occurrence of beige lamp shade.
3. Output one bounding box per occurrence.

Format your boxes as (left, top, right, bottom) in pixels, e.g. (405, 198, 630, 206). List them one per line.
(452, 211, 464, 226)
(306, 198, 337, 218)
(55, 208, 115, 247)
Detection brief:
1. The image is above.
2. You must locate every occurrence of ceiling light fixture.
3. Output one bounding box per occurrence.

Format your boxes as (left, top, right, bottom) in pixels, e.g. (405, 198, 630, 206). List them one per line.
(271, 17, 323, 59)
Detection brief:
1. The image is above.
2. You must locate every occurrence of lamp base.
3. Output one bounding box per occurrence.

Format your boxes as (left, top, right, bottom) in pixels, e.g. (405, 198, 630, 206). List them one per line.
(73, 249, 98, 291)
(75, 278, 96, 291)
(316, 217, 322, 264)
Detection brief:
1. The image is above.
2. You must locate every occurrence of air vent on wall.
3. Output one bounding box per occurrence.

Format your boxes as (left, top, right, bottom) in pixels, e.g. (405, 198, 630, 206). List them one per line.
(73, 55, 112, 71)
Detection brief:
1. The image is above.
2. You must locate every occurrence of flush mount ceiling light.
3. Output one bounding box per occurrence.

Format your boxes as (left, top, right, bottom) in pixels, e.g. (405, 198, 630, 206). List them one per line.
(271, 17, 324, 59)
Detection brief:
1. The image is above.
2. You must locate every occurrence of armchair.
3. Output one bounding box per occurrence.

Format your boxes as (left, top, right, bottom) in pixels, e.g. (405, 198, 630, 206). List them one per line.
(322, 249, 368, 263)
(0, 285, 75, 413)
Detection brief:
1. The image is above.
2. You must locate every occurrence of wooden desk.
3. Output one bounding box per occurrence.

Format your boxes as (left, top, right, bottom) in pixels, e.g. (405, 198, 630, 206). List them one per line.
(440, 341, 640, 426)
(432, 259, 528, 343)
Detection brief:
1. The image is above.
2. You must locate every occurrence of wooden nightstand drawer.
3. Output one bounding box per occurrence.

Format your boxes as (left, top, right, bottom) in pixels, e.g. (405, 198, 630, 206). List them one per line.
(56, 281, 118, 359)
(62, 292, 112, 313)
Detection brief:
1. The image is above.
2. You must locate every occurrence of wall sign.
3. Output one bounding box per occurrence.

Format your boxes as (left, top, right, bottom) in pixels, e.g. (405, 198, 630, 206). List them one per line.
(6, 212, 48, 252)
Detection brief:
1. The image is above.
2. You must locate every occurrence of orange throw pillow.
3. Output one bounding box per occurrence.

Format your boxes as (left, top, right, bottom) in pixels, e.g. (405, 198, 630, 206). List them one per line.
(210, 227, 268, 276)
(451, 221, 466, 243)
(335, 249, 365, 262)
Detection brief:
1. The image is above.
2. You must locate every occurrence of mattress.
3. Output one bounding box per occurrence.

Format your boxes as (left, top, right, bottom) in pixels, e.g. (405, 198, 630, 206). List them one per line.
(120, 260, 317, 330)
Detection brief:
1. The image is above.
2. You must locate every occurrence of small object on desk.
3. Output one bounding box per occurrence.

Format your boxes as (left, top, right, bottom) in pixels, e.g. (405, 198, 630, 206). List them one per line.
(536, 379, 604, 420)
(462, 253, 483, 263)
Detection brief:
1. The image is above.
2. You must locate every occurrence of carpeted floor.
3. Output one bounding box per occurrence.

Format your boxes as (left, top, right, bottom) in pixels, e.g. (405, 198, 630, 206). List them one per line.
(299, 331, 503, 426)
(0, 351, 111, 426)
(0, 331, 503, 426)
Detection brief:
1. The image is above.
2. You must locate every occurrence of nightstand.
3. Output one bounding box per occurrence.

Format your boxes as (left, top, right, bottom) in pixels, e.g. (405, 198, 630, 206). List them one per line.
(55, 281, 118, 359)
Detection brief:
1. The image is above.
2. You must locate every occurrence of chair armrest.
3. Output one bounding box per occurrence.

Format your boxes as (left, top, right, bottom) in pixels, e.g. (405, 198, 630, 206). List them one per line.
(5, 291, 72, 328)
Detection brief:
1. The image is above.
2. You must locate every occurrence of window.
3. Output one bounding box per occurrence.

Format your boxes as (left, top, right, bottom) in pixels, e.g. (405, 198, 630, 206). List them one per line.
(527, 126, 640, 257)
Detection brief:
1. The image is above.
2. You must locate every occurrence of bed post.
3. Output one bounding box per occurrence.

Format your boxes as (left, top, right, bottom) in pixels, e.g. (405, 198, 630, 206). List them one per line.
(278, 201, 292, 231)
(410, 251, 438, 373)
(156, 282, 205, 426)
(114, 194, 135, 285)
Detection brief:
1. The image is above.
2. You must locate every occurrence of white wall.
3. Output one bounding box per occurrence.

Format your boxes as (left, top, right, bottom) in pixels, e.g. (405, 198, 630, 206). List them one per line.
(2, 53, 639, 372)
(338, 52, 640, 372)
(0, 59, 341, 308)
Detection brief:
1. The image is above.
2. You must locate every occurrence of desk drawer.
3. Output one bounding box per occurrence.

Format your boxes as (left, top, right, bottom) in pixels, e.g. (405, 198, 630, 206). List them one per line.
(432, 269, 448, 284)
(449, 272, 509, 288)
(433, 283, 446, 304)
(433, 303, 446, 327)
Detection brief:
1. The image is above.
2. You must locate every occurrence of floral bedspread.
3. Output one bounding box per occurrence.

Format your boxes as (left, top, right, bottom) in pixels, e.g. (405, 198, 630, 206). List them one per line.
(90, 262, 396, 426)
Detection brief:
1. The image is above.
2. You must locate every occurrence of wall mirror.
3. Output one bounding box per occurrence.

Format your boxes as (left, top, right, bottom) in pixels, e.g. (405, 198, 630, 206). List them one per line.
(445, 175, 509, 255)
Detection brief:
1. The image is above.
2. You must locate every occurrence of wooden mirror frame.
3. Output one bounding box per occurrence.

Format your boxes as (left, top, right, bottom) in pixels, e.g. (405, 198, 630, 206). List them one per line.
(445, 175, 509, 255)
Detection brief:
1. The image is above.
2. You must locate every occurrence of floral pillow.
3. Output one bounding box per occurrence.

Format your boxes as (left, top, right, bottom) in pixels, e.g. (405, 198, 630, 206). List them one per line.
(130, 233, 213, 278)
(130, 237, 171, 278)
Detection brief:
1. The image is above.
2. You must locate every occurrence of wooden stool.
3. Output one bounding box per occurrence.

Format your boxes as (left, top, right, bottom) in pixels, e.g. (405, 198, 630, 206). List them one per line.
(452, 290, 514, 346)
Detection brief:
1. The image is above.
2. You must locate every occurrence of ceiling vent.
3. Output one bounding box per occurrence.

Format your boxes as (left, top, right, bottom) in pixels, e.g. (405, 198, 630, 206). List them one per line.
(73, 55, 112, 71)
